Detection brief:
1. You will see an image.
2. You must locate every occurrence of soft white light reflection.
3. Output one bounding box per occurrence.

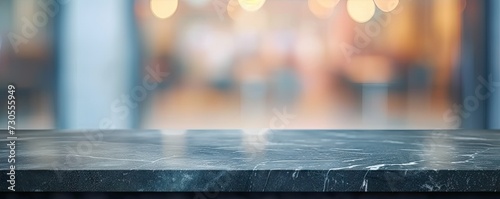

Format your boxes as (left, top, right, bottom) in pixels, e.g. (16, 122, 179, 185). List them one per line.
(347, 0, 376, 23)
(150, 0, 178, 19)
(242, 129, 270, 157)
(238, 0, 266, 12)
(374, 0, 399, 12)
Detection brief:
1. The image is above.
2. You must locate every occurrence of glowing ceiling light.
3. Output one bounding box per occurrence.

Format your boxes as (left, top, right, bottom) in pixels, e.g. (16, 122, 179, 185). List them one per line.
(317, 0, 340, 8)
(150, 0, 178, 19)
(238, 0, 266, 12)
(373, 0, 399, 12)
(347, 0, 376, 23)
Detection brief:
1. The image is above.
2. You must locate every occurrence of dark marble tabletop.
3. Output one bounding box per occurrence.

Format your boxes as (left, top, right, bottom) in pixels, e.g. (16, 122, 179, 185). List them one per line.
(1, 130, 499, 192)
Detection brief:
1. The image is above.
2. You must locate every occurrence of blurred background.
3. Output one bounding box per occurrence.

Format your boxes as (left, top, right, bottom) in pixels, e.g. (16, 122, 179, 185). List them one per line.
(0, 0, 499, 130)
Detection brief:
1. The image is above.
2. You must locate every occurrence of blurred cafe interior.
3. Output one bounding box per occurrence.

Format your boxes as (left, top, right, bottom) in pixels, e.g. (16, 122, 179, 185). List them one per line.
(0, 0, 499, 130)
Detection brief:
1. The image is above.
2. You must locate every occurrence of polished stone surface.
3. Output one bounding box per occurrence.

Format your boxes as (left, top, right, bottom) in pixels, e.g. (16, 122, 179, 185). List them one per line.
(1, 130, 500, 191)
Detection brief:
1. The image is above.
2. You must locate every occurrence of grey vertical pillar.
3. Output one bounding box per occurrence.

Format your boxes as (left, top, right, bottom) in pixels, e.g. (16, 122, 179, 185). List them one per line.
(490, 0, 500, 129)
(460, 0, 489, 129)
(58, 0, 134, 129)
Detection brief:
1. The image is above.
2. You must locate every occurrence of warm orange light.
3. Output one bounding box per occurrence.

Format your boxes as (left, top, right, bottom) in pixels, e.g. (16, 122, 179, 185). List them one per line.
(374, 0, 399, 12)
(238, 0, 266, 12)
(347, 0, 376, 23)
(150, 0, 178, 19)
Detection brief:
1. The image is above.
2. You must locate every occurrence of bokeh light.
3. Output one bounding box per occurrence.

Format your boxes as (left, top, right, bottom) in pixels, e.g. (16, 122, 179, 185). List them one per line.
(374, 0, 400, 12)
(347, 0, 376, 23)
(0, 0, 481, 130)
(238, 0, 266, 12)
(150, 0, 178, 19)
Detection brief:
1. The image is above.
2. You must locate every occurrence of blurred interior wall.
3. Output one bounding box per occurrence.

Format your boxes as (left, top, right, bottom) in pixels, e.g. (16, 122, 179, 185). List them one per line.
(0, 0, 495, 130)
